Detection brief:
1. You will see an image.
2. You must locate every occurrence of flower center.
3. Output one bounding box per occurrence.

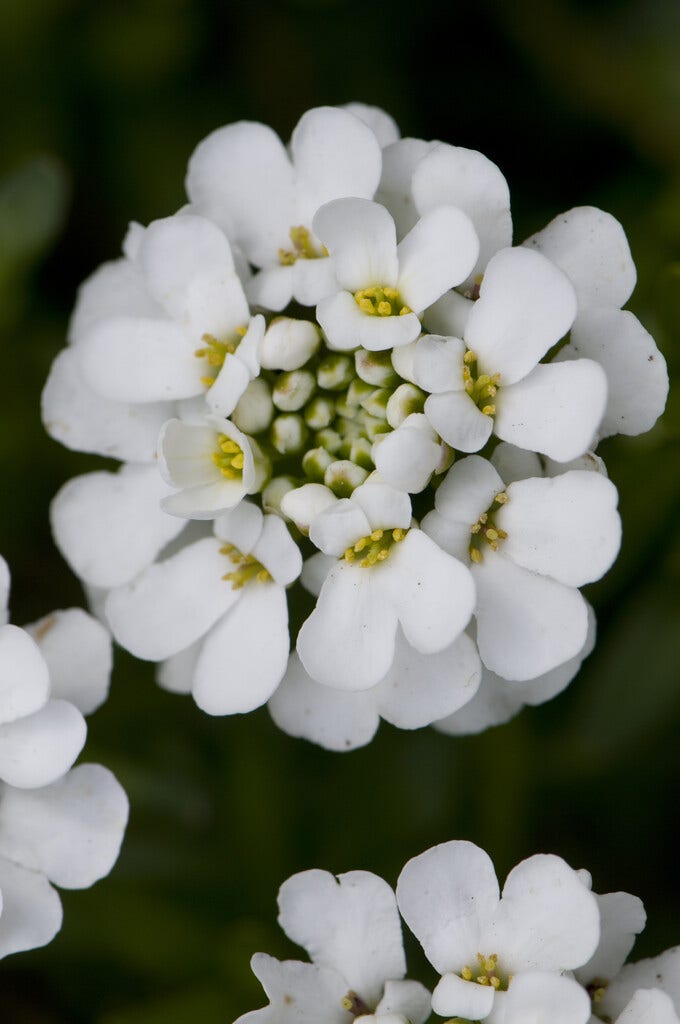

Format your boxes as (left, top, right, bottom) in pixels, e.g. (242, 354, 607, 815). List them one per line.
(461, 952, 510, 991)
(354, 286, 412, 318)
(278, 225, 326, 265)
(469, 491, 508, 563)
(341, 991, 371, 1017)
(463, 350, 501, 415)
(219, 542, 271, 588)
(344, 527, 407, 567)
(212, 434, 245, 479)
(195, 327, 247, 387)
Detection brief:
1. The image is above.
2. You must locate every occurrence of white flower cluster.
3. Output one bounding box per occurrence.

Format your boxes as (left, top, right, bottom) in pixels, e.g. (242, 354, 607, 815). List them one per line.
(236, 839, 680, 1024)
(42, 103, 668, 748)
(0, 555, 128, 957)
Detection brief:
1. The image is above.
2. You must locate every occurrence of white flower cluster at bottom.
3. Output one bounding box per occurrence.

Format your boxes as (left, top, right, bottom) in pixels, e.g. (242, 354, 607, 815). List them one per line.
(236, 840, 679, 1024)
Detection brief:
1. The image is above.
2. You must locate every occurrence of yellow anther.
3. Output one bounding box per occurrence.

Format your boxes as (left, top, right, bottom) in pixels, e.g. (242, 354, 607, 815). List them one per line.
(370, 529, 384, 541)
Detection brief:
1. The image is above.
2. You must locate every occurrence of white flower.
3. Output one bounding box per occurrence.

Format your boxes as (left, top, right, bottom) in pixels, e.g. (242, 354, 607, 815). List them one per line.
(0, 764, 128, 958)
(74, 214, 263, 416)
(314, 198, 479, 352)
(396, 840, 600, 1021)
(236, 868, 430, 1024)
(422, 455, 620, 680)
(186, 106, 383, 310)
(106, 503, 301, 715)
(413, 247, 609, 462)
(296, 479, 476, 690)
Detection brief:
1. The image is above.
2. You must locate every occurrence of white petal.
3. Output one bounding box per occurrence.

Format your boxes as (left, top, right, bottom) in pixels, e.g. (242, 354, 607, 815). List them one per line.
(352, 480, 412, 531)
(465, 247, 577, 384)
(291, 106, 382, 226)
(105, 537, 239, 660)
(310, 500, 371, 557)
(78, 315, 203, 402)
(380, 531, 475, 653)
(616, 990, 680, 1024)
(313, 198, 399, 290)
(494, 359, 607, 461)
(425, 390, 494, 452)
(0, 856, 62, 959)
(278, 868, 405, 1006)
(317, 291, 421, 352)
(397, 206, 479, 311)
(297, 564, 397, 690)
(601, 948, 680, 1020)
(375, 629, 481, 728)
(343, 103, 400, 147)
(490, 854, 600, 972)
(193, 583, 289, 715)
(396, 840, 500, 973)
(186, 121, 295, 265)
(26, 609, 112, 715)
(237, 952, 349, 1024)
(565, 308, 668, 438)
(413, 334, 466, 394)
(268, 652, 379, 751)
(42, 348, 173, 462)
(524, 206, 636, 310)
(0, 625, 49, 725)
(50, 464, 186, 589)
(0, 763, 128, 888)
(473, 554, 588, 680)
(375, 979, 431, 1024)
(377, 138, 433, 237)
(495, 971, 591, 1024)
(499, 471, 621, 587)
(0, 699, 85, 788)
(577, 891, 646, 985)
(140, 214, 249, 339)
(431, 973, 496, 1020)
(251, 515, 302, 585)
(412, 143, 512, 282)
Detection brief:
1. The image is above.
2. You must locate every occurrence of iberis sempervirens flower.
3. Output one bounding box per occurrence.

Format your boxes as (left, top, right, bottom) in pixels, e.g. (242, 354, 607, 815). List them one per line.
(42, 103, 668, 749)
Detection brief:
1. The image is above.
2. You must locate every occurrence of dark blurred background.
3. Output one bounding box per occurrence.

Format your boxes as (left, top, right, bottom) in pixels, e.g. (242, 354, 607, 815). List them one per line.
(0, 0, 679, 1020)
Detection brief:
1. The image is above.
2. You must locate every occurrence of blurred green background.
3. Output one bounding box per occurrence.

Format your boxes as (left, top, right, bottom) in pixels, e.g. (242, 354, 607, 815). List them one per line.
(1, 0, 679, 1020)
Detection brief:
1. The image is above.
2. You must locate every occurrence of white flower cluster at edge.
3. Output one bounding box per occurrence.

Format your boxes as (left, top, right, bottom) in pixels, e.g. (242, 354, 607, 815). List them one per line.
(235, 838, 680, 1024)
(41, 102, 669, 750)
(0, 555, 128, 957)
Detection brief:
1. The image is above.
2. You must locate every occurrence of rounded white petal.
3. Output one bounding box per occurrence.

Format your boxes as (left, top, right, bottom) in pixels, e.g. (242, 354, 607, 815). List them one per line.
(495, 971, 591, 1024)
(105, 537, 239, 660)
(317, 290, 421, 352)
(465, 247, 577, 384)
(397, 206, 479, 311)
(27, 608, 112, 715)
(490, 853, 600, 972)
(42, 348, 173, 462)
(0, 763, 128, 888)
(495, 359, 607, 461)
(524, 206, 636, 310)
(313, 199, 399, 292)
(0, 625, 50, 725)
(0, 699, 86, 788)
(432, 972, 496, 1020)
(268, 652, 379, 751)
(0, 856, 62, 960)
(375, 629, 481, 728)
(413, 334, 466, 394)
(310, 500, 371, 557)
(616, 989, 680, 1024)
(251, 514, 302, 586)
(499, 471, 621, 587)
(577, 891, 647, 986)
(412, 143, 512, 282)
(566, 308, 668, 438)
(186, 121, 296, 265)
(193, 583, 289, 715)
(425, 390, 494, 452)
(236, 952, 349, 1024)
(397, 840, 500, 974)
(297, 563, 397, 690)
(278, 868, 405, 1006)
(50, 464, 186, 589)
(379, 530, 475, 653)
(291, 106, 382, 226)
(473, 554, 589, 680)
